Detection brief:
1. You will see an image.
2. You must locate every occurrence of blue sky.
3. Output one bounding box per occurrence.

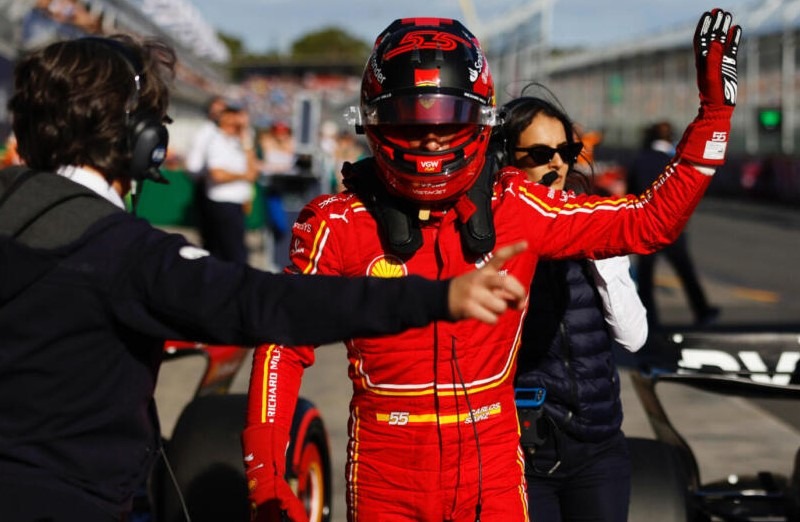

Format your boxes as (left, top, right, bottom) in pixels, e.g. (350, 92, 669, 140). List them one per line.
(190, 0, 757, 53)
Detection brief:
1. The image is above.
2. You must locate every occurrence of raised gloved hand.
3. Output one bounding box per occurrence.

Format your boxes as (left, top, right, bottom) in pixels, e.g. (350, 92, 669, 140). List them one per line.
(676, 8, 743, 166)
(242, 424, 309, 522)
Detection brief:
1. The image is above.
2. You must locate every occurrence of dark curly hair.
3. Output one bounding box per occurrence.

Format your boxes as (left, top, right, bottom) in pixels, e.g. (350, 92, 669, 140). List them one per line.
(8, 34, 176, 180)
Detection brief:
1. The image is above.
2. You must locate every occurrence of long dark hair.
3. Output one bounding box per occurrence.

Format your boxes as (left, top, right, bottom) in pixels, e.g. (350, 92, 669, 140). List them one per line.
(9, 34, 175, 179)
(494, 85, 593, 194)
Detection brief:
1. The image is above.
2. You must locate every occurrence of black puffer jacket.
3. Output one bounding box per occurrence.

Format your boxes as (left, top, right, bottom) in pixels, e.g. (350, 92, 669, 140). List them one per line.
(515, 259, 623, 442)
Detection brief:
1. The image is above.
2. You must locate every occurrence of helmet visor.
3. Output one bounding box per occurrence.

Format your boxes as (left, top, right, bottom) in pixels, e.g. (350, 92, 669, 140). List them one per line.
(363, 93, 496, 126)
(379, 124, 477, 151)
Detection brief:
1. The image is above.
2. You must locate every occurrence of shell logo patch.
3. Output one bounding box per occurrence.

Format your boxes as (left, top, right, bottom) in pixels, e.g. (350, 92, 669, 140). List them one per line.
(367, 255, 408, 278)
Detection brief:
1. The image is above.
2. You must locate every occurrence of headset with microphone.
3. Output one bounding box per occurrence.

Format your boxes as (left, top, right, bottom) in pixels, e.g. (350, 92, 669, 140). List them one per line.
(493, 96, 580, 188)
(81, 37, 170, 185)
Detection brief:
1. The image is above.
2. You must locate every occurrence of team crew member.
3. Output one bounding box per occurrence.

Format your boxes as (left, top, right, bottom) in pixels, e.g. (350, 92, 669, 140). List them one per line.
(243, 11, 742, 522)
(0, 35, 528, 521)
(202, 104, 259, 263)
(500, 93, 648, 522)
(628, 120, 721, 328)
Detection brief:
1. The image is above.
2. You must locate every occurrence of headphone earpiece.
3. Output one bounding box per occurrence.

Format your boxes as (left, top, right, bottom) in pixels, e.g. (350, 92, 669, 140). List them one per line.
(489, 104, 514, 167)
(81, 37, 169, 183)
(488, 125, 508, 168)
(128, 113, 169, 183)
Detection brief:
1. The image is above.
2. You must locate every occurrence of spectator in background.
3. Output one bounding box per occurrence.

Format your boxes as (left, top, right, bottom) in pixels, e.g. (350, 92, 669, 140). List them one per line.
(1, 133, 22, 167)
(319, 120, 341, 192)
(332, 130, 366, 192)
(259, 121, 296, 176)
(42, 0, 78, 24)
(40, 0, 98, 33)
(628, 120, 721, 328)
(574, 123, 603, 172)
(203, 105, 260, 264)
(185, 96, 226, 180)
(185, 95, 227, 248)
(256, 121, 298, 246)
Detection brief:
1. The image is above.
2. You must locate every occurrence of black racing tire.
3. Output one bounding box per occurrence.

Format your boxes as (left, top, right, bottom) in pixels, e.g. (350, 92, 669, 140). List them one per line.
(157, 393, 250, 522)
(286, 398, 333, 522)
(627, 437, 693, 522)
(155, 394, 333, 522)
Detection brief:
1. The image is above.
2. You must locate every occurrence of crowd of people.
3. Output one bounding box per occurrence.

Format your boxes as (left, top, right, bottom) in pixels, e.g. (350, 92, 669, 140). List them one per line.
(181, 96, 367, 269)
(0, 7, 742, 522)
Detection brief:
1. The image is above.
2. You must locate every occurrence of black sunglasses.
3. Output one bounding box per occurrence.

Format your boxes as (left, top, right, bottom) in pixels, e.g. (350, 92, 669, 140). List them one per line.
(513, 142, 583, 165)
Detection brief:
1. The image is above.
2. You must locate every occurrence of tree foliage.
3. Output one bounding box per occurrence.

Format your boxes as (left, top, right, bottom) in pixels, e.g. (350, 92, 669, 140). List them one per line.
(217, 26, 369, 68)
(290, 26, 370, 63)
(218, 31, 245, 60)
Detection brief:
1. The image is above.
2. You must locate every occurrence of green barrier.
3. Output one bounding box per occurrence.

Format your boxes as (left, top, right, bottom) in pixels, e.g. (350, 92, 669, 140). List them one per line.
(134, 168, 265, 230)
(134, 169, 195, 226)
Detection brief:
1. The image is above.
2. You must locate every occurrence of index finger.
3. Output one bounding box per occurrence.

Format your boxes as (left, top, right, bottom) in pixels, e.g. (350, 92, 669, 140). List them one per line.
(486, 241, 528, 269)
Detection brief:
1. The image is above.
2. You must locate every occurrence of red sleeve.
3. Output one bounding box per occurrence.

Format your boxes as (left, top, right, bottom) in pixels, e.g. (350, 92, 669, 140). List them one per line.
(242, 344, 314, 504)
(242, 197, 344, 507)
(501, 160, 711, 261)
(245, 195, 347, 444)
(245, 343, 315, 434)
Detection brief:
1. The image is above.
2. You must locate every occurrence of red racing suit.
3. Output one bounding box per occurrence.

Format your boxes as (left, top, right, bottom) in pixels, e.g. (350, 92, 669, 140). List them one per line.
(245, 159, 712, 522)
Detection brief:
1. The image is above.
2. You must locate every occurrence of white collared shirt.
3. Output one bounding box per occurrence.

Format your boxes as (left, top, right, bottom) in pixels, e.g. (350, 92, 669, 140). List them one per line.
(56, 165, 126, 210)
(205, 132, 253, 204)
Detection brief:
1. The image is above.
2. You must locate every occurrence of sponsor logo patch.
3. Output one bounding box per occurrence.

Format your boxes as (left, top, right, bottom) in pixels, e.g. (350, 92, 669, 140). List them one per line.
(367, 255, 408, 278)
(417, 158, 443, 173)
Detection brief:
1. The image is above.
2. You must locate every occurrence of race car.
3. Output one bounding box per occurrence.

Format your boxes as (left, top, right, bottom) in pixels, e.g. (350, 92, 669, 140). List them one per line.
(626, 329, 800, 521)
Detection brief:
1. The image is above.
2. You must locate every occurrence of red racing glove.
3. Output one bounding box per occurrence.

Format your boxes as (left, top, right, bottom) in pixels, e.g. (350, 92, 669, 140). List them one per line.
(242, 424, 308, 522)
(675, 8, 743, 166)
(242, 344, 309, 522)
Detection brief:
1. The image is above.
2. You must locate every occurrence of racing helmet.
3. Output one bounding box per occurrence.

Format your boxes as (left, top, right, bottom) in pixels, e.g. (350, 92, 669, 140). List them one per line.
(359, 18, 496, 203)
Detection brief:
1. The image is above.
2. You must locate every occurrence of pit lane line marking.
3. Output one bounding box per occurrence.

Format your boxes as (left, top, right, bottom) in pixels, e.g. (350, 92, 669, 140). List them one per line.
(655, 275, 780, 304)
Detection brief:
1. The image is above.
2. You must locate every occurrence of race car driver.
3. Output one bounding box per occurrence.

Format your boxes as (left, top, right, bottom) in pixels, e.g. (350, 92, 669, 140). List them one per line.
(243, 11, 742, 522)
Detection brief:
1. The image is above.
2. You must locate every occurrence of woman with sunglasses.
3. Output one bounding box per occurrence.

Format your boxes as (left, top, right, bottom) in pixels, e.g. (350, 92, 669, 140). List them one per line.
(499, 94, 648, 522)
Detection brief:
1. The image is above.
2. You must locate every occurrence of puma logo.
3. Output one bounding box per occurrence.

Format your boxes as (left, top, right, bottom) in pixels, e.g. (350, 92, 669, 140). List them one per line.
(329, 208, 350, 223)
